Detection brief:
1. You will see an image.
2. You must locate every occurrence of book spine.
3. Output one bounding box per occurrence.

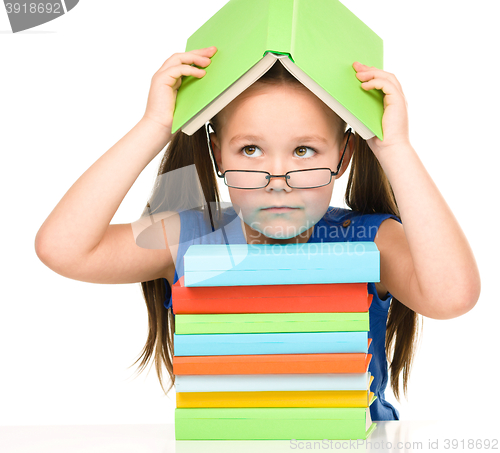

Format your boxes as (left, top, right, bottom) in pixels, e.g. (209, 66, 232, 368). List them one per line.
(172, 297, 371, 314)
(184, 268, 379, 286)
(173, 352, 372, 375)
(173, 331, 368, 356)
(184, 243, 379, 271)
(174, 279, 368, 299)
(265, 0, 294, 57)
(175, 373, 370, 392)
(176, 390, 370, 408)
(175, 407, 369, 440)
(175, 312, 369, 334)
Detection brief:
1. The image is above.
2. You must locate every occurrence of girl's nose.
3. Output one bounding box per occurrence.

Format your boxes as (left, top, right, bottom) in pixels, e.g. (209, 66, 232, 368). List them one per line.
(265, 173, 293, 192)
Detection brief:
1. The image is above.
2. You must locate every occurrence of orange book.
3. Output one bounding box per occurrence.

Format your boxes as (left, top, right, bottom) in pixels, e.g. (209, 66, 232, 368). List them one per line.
(172, 276, 372, 314)
(174, 346, 372, 376)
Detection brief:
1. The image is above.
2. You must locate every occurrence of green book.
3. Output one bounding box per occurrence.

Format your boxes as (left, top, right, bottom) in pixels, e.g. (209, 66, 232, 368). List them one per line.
(175, 406, 376, 440)
(175, 312, 370, 334)
(172, 0, 384, 140)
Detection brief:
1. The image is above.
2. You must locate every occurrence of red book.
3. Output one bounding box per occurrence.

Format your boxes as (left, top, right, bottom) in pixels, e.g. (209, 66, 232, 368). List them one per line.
(174, 344, 372, 376)
(172, 276, 372, 314)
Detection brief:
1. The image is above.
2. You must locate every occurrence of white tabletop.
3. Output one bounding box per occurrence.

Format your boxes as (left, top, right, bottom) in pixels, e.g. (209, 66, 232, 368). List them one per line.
(0, 420, 498, 453)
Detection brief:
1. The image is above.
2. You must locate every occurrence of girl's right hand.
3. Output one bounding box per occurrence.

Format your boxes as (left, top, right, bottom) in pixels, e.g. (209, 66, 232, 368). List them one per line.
(142, 46, 218, 132)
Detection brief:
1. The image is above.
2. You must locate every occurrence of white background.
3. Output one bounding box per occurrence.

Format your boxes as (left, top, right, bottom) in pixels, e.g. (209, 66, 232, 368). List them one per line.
(1, 0, 499, 428)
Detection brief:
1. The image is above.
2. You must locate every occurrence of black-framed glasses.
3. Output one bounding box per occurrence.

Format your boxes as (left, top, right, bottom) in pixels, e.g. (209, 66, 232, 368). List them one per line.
(205, 122, 352, 190)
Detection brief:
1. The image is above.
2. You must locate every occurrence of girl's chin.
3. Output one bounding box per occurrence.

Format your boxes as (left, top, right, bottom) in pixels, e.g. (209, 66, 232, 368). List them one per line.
(247, 221, 314, 241)
(264, 230, 299, 240)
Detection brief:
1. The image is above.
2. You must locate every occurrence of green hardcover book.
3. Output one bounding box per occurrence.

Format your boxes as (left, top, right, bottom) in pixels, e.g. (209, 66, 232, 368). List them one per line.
(175, 312, 370, 334)
(172, 0, 384, 140)
(175, 406, 376, 440)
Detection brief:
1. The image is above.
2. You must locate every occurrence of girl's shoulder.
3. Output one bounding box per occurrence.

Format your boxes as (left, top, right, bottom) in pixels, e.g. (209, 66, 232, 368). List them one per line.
(323, 206, 401, 223)
(178, 204, 243, 244)
(313, 206, 401, 243)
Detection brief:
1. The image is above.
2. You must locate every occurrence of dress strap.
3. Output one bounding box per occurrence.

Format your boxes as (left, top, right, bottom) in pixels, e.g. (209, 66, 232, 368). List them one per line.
(163, 278, 173, 310)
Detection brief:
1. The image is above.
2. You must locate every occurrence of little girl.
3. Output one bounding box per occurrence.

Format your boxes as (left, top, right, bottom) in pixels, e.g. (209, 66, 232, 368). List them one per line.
(35, 46, 480, 421)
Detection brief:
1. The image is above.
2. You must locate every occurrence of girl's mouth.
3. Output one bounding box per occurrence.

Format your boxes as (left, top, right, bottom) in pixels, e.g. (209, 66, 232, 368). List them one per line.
(261, 206, 299, 213)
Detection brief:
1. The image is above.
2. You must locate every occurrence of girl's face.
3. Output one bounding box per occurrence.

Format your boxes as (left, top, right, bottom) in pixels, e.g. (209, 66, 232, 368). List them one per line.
(211, 82, 353, 244)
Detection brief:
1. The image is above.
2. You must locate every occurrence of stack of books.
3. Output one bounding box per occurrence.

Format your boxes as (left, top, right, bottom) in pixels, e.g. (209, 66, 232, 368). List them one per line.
(172, 242, 379, 440)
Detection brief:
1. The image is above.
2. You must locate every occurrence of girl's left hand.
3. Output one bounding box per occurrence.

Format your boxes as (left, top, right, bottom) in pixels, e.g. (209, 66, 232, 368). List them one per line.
(353, 62, 410, 156)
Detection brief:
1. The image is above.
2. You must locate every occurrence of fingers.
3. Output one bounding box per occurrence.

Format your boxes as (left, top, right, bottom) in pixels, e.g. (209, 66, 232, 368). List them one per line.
(158, 46, 217, 73)
(359, 78, 402, 108)
(155, 63, 211, 88)
(151, 46, 217, 89)
(353, 62, 404, 94)
(353, 62, 408, 111)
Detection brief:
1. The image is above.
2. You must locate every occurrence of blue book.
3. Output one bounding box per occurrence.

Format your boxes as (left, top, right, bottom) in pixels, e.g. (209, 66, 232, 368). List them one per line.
(183, 242, 380, 287)
(173, 331, 368, 356)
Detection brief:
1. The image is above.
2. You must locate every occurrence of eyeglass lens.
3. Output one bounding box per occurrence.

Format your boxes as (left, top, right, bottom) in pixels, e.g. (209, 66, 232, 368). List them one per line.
(224, 168, 332, 189)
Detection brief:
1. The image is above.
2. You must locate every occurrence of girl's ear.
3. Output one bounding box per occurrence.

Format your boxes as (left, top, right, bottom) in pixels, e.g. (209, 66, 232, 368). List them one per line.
(210, 133, 224, 173)
(336, 131, 355, 179)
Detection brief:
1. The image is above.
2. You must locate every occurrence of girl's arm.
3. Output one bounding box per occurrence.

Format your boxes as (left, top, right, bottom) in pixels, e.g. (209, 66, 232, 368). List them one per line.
(353, 62, 481, 319)
(36, 118, 175, 284)
(35, 47, 217, 284)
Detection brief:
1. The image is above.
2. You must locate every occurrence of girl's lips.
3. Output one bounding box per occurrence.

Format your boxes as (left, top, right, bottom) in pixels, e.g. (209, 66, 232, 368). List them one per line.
(262, 207, 299, 212)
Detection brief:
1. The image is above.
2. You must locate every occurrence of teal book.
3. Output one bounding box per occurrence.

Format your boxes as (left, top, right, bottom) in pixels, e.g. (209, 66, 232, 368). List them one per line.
(183, 242, 380, 287)
(173, 331, 369, 356)
(175, 407, 376, 440)
(172, 0, 384, 140)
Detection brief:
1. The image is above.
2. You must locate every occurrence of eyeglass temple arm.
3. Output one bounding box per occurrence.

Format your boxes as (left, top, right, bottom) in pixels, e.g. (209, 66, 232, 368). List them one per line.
(332, 128, 352, 176)
(205, 122, 225, 178)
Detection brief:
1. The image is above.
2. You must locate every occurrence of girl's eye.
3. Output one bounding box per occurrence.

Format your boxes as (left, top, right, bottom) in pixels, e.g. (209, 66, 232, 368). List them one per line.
(295, 146, 316, 158)
(240, 145, 316, 158)
(241, 145, 262, 157)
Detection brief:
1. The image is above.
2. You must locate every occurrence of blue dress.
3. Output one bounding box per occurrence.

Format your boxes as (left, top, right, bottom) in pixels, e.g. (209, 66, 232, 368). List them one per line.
(165, 206, 401, 421)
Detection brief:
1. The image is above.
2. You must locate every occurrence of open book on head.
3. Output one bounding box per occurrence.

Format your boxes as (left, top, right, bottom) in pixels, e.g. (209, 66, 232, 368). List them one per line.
(172, 0, 385, 140)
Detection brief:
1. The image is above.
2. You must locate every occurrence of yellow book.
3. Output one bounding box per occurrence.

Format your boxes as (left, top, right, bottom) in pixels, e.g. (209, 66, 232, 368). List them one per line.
(176, 390, 375, 408)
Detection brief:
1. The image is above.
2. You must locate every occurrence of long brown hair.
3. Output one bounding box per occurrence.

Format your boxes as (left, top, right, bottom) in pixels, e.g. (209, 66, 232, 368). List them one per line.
(345, 134, 421, 401)
(131, 61, 420, 400)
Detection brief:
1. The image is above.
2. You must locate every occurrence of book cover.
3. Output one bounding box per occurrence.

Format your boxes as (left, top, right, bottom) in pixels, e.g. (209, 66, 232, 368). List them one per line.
(174, 312, 370, 334)
(176, 389, 376, 408)
(174, 331, 369, 356)
(172, 277, 373, 314)
(174, 406, 376, 440)
(172, 0, 384, 140)
(175, 373, 374, 392)
(183, 242, 380, 287)
(173, 347, 372, 375)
